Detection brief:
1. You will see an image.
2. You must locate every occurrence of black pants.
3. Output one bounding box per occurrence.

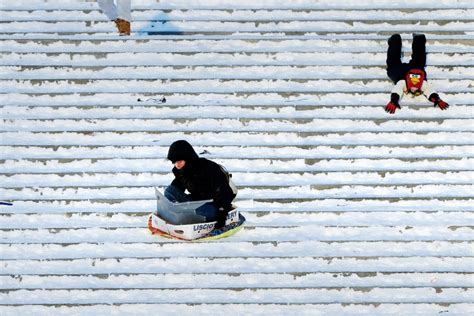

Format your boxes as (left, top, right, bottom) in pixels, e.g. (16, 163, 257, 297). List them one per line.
(386, 33, 426, 83)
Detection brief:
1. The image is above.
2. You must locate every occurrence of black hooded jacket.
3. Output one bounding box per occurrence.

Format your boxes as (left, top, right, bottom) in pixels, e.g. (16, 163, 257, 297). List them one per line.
(167, 140, 236, 211)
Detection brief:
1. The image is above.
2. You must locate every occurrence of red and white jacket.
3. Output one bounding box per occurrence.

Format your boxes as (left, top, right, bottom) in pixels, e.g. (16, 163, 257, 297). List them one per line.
(391, 79, 436, 102)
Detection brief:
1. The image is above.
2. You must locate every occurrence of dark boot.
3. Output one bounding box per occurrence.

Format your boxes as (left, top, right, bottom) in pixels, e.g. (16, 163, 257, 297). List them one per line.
(388, 33, 402, 47)
(411, 33, 426, 68)
(386, 34, 403, 82)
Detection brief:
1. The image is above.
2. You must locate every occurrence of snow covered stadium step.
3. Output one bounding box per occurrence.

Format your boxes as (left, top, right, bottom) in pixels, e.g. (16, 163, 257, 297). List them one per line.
(2, 210, 473, 226)
(1, 0, 472, 10)
(1, 19, 473, 36)
(2, 131, 474, 145)
(2, 198, 473, 214)
(4, 104, 473, 119)
(2, 8, 473, 23)
(3, 226, 473, 244)
(2, 66, 473, 81)
(2, 171, 473, 187)
(2, 79, 473, 94)
(2, 52, 473, 67)
(3, 241, 472, 260)
(2, 272, 473, 289)
(2, 145, 472, 159)
(2, 185, 474, 201)
(3, 257, 474, 275)
(2, 39, 473, 53)
(2, 288, 472, 305)
(0, 305, 472, 315)
(1, 0, 473, 314)
(2, 118, 474, 132)
(2, 92, 472, 107)
(2, 158, 472, 173)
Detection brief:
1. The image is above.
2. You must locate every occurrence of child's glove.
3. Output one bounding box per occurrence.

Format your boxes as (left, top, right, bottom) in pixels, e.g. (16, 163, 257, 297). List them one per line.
(429, 93, 449, 110)
(385, 93, 401, 114)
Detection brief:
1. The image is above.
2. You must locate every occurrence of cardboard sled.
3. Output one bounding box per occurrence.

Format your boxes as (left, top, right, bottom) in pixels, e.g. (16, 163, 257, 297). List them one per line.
(149, 188, 240, 240)
(149, 208, 240, 240)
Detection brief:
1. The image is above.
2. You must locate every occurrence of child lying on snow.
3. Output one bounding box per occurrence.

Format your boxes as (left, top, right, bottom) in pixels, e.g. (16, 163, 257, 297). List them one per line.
(385, 33, 449, 114)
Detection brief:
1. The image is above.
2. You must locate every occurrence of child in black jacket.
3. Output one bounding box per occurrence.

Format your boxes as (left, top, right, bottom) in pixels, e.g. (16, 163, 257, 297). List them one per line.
(165, 140, 237, 228)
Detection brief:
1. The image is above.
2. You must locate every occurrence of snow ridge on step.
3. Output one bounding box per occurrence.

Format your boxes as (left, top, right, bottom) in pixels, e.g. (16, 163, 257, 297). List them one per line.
(1, 0, 473, 10)
(2, 157, 472, 173)
(1, 93, 472, 107)
(1, 0, 473, 314)
(1, 272, 472, 289)
(2, 39, 473, 53)
(3, 226, 473, 244)
(2, 21, 474, 34)
(2, 9, 474, 22)
(2, 211, 473, 227)
(4, 257, 474, 275)
(2, 52, 472, 66)
(1, 304, 471, 316)
(2, 66, 473, 81)
(2, 288, 473, 305)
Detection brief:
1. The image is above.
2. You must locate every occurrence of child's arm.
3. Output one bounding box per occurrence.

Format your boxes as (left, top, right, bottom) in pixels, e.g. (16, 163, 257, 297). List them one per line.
(423, 81, 449, 110)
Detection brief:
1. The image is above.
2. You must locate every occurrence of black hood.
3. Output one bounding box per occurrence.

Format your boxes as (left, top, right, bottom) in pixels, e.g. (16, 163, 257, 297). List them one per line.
(167, 140, 199, 163)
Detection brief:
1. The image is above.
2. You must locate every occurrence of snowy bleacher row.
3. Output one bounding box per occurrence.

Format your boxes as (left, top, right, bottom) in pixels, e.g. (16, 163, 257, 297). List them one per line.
(1, 0, 473, 314)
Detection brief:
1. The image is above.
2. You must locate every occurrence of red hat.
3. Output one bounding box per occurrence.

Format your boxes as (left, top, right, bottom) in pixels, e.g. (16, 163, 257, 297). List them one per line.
(405, 69, 425, 94)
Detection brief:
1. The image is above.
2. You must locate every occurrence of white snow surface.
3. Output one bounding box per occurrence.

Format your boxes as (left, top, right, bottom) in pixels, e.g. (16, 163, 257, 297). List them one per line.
(0, 0, 473, 315)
